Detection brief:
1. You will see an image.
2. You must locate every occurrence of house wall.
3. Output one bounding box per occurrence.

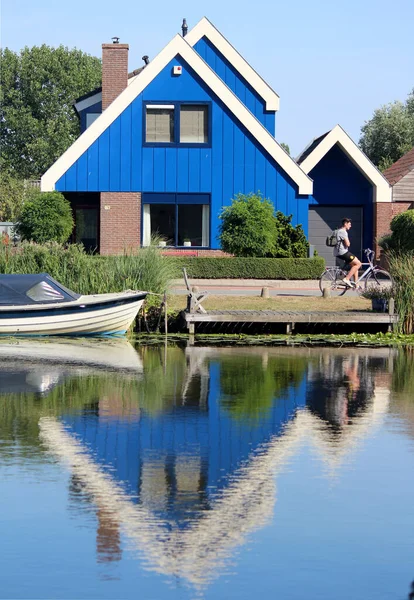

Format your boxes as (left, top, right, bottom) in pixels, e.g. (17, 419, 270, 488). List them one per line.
(193, 36, 276, 136)
(392, 169, 414, 202)
(308, 144, 374, 253)
(79, 100, 102, 133)
(55, 55, 309, 250)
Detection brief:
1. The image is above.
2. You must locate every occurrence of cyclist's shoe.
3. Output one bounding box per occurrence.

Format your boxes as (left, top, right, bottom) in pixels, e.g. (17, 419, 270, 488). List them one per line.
(342, 278, 354, 288)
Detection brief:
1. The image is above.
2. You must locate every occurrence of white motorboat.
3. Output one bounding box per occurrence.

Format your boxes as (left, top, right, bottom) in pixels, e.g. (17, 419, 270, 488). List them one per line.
(0, 273, 147, 336)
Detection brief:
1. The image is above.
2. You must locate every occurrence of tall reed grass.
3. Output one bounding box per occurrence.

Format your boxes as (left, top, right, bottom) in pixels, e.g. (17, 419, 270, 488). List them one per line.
(386, 251, 414, 334)
(0, 240, 179, 305)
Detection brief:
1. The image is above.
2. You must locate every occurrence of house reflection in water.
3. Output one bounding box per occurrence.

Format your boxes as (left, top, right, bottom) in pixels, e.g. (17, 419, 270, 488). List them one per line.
(39, 347, 394, 587)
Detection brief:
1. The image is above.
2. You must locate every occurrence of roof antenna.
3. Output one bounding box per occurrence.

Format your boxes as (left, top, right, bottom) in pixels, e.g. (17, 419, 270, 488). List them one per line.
(181, 18, 188, 37)
(111, 36, 120, 44)
(142, 55, 149, 65)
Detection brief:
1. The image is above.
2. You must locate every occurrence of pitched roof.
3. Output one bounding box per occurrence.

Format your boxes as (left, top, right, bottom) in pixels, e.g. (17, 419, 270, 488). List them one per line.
(42, 34, 312, 194)
(296, 132, 330, 165)
(382, 147, 414, 186)
(185, 17, 280, 111)
(296, 125, 391, 203)
(74, 67, 145, 111)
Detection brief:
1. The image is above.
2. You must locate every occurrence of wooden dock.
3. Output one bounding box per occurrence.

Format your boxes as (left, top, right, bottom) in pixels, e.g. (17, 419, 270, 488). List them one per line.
(183, 310, 398, 335)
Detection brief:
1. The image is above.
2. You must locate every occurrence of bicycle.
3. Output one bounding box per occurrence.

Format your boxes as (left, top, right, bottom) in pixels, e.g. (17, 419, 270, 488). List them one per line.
(319, 248, 393, 296)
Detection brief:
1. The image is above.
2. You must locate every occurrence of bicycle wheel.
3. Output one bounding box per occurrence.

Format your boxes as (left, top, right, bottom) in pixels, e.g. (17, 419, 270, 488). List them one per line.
(364, 269, 393, 293)
(319, 269, 348, 296)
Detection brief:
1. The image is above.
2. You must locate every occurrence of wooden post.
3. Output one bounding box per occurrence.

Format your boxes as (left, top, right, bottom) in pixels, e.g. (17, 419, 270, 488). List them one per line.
(388, 297, 395, 333)
(189, 322, 195, 335)
(164, 291, 168, 336)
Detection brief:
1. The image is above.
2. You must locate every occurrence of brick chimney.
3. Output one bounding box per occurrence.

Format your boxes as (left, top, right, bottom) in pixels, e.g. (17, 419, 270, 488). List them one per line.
(101, 40, 129, 110)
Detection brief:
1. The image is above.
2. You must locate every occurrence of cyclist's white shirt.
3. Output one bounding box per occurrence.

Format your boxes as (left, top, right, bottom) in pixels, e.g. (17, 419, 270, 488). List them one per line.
(333, 227, 349, 257)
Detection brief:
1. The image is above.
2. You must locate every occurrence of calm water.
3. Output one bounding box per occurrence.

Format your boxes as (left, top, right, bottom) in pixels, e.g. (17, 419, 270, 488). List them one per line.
(1, 339, 414, 600)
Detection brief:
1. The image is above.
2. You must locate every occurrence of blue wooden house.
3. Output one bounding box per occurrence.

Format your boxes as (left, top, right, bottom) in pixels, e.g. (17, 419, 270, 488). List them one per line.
(41, 18, 392, 260)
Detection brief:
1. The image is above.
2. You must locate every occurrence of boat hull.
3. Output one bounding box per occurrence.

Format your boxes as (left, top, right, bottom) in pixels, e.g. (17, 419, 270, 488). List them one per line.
(0, 295, 146, 336)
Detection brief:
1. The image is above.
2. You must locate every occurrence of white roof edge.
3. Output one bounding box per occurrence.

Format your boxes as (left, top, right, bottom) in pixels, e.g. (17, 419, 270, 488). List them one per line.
(185, 17, 280, 112)
(299, 125, 392, 203)
(41, 34, 311, 194)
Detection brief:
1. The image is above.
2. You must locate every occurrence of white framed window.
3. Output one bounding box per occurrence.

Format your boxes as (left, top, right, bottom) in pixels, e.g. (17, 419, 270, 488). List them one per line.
(145, 105, 175, 143)
(180, 105, 208, 143)
(86, 113, 100, 128)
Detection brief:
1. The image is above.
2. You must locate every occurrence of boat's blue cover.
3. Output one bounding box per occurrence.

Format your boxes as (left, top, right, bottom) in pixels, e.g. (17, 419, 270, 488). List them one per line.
(0, 273, 80, 305)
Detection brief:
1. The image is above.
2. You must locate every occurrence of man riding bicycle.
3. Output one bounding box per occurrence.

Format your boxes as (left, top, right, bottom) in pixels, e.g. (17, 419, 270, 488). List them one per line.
(334, 218, 362, 288)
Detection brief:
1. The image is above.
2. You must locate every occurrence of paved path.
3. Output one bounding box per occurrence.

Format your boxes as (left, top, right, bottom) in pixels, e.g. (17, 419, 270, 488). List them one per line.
(170, 279, 359, 297)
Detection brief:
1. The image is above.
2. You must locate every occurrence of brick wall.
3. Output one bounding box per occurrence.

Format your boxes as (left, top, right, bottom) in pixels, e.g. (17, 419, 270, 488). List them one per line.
(374, 201, 413, 258)
(161, 249, 231, 257)
(100, 192, 141, 255)
(102, 43, 129, 110)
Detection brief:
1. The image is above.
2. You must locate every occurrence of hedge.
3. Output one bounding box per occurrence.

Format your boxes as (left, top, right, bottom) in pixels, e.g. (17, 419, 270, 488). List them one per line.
(172, 257, 325, 279)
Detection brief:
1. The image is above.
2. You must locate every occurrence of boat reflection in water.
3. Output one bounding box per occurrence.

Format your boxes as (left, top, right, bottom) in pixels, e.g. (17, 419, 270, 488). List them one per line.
(35, 345, 396, 589)
(0, 338, 143, 397)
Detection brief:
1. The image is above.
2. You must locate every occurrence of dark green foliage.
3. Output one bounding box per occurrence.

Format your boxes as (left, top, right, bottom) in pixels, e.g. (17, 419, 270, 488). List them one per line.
(219, 193, 276, 257)
(383, 210, 414, 252)
(274, 211, 309, 258)
(0, 45, 101, 178)
(16, 191, 74, 243)
(219, 192, 309, 258)
(0, 166, 25, 222)
(172, 257, 325, 279)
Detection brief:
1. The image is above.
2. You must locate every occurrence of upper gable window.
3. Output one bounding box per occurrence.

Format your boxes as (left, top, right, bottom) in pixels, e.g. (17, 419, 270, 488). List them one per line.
(146, 105, 175, 143)
(180, 105, 208, 143)
(144, 102, 210, 146)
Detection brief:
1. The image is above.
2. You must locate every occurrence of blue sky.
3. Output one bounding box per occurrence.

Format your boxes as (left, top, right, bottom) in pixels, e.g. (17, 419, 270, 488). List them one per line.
(1, 0, 413, 156)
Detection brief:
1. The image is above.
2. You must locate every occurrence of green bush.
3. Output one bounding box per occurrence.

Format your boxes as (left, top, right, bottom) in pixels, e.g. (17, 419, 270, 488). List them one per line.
(219, 192, 309, 258)
(15, 191, 74, 243)
(172, 257, 325, 279)
(219, 193, 276, 257)
(379, 210, 414, 252)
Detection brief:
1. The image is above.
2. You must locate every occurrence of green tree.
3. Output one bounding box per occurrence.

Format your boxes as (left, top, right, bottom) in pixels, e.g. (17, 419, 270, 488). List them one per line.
(280, 142, 290, 155)
(359, 93, 414, 170)
(219, 192, 276, 257)
(16, 191, 74, 243)
(0, 45, 101, 179)
(274, 211, 309, 258)
(0, 166, 25, 222)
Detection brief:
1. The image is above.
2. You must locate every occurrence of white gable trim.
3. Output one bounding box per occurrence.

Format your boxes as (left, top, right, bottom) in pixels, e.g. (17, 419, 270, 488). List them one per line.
(41, 35, 311, 194)
(186, 17, 279, 112)
(299, 125, 392, 203)
(74, 91, 102, 113)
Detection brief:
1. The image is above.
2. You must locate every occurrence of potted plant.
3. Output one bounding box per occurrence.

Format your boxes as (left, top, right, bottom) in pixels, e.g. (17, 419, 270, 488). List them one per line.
(183, 238, 192, 247)
(362, 287, 394, 312)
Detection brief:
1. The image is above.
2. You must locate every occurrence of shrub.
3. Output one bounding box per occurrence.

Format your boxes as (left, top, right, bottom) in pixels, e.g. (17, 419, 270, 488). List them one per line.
(172, 257, 325, 279)
(219, 193, 276, 257)
(379, 210, 414, 252)
(219, 192, 309, 258)
(15, 191, 74, 243)
(274, 211, 309, 258)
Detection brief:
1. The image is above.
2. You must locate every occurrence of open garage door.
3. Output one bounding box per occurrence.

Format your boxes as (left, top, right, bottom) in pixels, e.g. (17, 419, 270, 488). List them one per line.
(308, 206, 363, 266)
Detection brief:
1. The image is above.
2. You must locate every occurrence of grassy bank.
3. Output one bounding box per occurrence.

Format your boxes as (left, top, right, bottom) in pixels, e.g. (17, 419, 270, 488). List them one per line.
(167, 294, 371, 312)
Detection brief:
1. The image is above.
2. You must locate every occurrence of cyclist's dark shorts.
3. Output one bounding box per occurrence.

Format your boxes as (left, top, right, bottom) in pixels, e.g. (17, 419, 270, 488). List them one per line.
(339, 251, 357, 264)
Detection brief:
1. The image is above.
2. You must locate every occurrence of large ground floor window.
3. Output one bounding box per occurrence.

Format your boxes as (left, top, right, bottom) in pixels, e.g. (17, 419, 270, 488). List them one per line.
(142, 194, 210, 247)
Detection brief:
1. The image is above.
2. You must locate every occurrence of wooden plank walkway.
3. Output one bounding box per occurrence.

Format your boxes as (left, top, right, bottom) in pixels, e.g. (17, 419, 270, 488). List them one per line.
(184, 310, 398, 334)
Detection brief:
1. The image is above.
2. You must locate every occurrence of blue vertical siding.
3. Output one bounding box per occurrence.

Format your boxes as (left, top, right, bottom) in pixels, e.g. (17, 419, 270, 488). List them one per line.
(55, 55, 309, 247)
(308, 144, 374, 250)
(193, 37, 276, 136)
